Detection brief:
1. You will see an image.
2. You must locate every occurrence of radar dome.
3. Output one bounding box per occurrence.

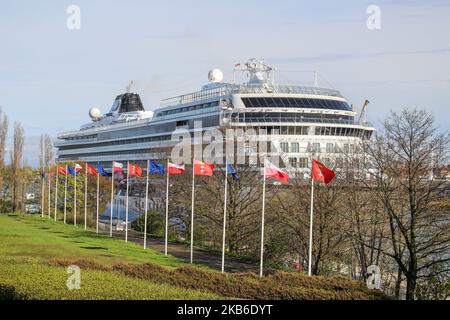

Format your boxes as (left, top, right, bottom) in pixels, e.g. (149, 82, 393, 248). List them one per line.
(89, 107, 101, 120)
(208, 68, 223, 83)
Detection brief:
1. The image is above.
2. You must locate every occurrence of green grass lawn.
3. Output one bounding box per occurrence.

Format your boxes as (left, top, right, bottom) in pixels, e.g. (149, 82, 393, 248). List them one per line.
(0, 214, 221, 299)
(0, 213, 387, 300)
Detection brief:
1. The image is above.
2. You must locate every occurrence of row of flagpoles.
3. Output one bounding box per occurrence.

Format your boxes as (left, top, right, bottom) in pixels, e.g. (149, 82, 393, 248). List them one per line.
(41, 158, 335, 277)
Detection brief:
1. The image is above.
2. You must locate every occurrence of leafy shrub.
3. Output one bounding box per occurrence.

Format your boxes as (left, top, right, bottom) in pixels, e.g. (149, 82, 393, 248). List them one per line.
(131, 210, 164, 236)
(52, 259, 387, 300)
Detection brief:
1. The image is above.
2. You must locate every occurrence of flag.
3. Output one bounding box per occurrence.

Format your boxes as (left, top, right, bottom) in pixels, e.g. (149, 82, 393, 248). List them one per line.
(57, 166, 67, 175)
(113, 161, 124, 173)
(128, 163, 142, 177)
(48, 167, 52, 177)
(98, 164, 109, 176)
(227, 164, 240, 181)
(74, 163, 82, 172)
(194, 160, 215, 176)
(67, 165, 79, 176)
(234, 62, 241, 68)
(41, 170, 46, 179)
(168, 162, 185, 174)
(86, 163, 98, 176)
(264, 159, 289, 183)
(150, 161, 165, 174)
(312, 159, 336, 185)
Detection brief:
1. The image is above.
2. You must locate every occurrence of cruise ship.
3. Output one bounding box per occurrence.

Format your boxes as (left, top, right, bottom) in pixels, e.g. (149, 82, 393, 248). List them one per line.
(55, 59, 375, 172)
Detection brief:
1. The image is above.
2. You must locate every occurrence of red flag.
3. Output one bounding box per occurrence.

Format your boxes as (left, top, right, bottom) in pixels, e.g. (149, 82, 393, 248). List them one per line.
(86, 163, 98, 176)
(193, 160, 215, 176)
(128, 163, 142, 177)
(57, 166, 67, 175)
(312, 159, 336, 185)
(168, 162, 185, 174)
(264, 159, 289, 183)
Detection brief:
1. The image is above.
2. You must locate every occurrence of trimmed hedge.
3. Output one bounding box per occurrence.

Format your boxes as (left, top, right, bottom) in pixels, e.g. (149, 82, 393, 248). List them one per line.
(51, 259, 387, 300)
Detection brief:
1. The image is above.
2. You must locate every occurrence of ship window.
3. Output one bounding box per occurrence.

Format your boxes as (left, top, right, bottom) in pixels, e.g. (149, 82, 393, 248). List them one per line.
(241, 97, 351, 111)
(312, 143, 321, 153)
(291, 143, 299, 153)
(298, 157, 309, 168)
(326, 143, 334, 153)
(288, 157, 298, 167)
(280, 142, 289, 153)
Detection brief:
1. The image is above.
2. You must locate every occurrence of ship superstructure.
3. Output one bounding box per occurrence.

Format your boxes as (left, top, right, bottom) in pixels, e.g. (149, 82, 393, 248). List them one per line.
(56, 59, 374, 172)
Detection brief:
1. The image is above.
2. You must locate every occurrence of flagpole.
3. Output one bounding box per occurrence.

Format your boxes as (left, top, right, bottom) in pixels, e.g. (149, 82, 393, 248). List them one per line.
(143, 160, 150, 249)
(110, 162, 114, 237)
(41, 149, 45, 218)
(54, 165, 59, 221)
(96, 161, 100, 235)
(41, 170, 45, 218)
(64, 164, 67, 224)
(164, 158, 170, 256)
(48, 166, 51, 219)
(260, 158, 267, 278)
(308, 172, 314, 277)
(190, 160, 195, 264)
(74, 168, 77, 227)
(84, 163, 88, 230)
(125, 161, 130, 243)
(221, 161, 228, 273)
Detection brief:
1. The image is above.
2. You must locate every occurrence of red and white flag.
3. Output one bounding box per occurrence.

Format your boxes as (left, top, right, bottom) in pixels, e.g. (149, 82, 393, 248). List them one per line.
(168, 162, 185, 174)
(113, 161, 124, 173)
(312, 159, 335, 185)
(74, 163, 83, 172)
(264, 159, 289, 183)
(193, 159, 215, 176)
(128, 163, 143, 177)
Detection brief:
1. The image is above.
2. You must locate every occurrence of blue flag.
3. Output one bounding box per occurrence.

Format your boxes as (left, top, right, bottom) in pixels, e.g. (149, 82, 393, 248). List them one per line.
(67, 165, 79, 176)
(150, 161, 165, 174)
(227, 164, 240, 181)
(98, 164, 110, 176)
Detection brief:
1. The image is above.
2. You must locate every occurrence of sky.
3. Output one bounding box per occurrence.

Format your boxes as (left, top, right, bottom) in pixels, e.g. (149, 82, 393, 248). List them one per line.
(0, 0, 449, 166)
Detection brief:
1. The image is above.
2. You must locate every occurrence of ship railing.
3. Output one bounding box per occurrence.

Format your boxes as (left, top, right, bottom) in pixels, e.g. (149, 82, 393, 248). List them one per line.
(159, 84, 343, 108)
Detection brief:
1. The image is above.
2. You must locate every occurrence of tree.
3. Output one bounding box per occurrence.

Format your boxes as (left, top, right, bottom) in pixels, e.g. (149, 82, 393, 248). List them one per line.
(39, 134, 53, 215)
(10, 122, 25, 212)
(366, 108, 449, 300)
(0, 107, 8, 194)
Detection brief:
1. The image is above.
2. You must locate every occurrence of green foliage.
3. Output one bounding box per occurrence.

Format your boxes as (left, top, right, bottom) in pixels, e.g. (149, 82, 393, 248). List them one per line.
(0, 257, 220, 300)
(131, 210, 164, 236)
(0, 199, 12, 214)
(0, 214, 388, 300)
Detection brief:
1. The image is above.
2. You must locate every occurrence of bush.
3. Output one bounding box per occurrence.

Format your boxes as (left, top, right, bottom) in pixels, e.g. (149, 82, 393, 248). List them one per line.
(51, 258, 387, 300)
(131, 210, 164, 236)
